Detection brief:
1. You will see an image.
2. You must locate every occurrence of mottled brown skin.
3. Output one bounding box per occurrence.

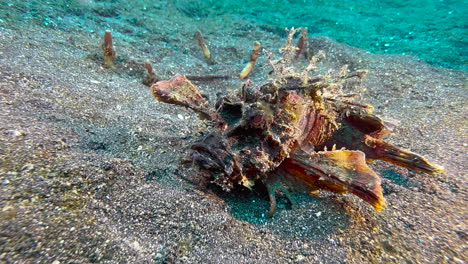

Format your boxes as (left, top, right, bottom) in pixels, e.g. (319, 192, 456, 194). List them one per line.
(150, 39, 444, 217)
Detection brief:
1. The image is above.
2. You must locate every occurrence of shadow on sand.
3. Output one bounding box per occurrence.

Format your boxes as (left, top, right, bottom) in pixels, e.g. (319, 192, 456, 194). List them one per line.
(221, 187, 351, 239)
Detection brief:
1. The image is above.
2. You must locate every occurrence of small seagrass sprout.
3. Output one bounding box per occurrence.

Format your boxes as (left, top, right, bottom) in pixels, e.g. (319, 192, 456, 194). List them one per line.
(150, 28, 444, 217)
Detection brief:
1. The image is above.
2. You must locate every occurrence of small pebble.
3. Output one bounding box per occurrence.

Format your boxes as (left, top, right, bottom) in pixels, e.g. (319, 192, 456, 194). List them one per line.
(177, 114, 184, 120)
(21, 164, 34, 172)
(295, 254, 306, 262)
(11, 130, 24, 137)
(315, 212, 322, 217)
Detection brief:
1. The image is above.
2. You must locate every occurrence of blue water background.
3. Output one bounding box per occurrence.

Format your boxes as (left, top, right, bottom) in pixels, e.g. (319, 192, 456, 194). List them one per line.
(0, 0, 466, 70)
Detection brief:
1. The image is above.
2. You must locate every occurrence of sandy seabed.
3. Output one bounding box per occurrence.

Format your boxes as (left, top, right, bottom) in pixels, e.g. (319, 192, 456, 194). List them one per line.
(0, 1, 467, 263)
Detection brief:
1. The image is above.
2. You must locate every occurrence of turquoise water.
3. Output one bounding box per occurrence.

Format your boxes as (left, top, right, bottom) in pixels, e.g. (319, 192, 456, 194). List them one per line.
(179, 0, 467, 70)
(1, 0, 466, 71)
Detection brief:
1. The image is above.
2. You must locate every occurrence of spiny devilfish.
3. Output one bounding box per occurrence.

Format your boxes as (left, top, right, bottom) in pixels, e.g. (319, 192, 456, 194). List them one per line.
(150, 28, 444, 217)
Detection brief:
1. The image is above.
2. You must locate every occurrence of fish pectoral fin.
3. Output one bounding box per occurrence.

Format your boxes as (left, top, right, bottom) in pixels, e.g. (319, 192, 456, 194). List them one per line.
(275, 149, 385, 211)
(364, 136, 444, 174)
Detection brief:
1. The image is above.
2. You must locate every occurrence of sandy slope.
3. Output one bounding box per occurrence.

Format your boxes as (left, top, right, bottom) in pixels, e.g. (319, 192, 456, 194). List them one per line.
(0, 3, 467, 263)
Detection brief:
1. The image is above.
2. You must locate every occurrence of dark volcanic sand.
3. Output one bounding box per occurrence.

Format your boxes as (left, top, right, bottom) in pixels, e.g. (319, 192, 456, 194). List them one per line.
(0, 3, 467, 264)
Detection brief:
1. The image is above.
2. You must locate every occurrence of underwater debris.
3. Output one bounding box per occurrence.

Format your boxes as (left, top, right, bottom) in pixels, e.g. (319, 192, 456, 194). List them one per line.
(195, 30, 215, 65)
(142, 60, 160, 87)
(102, 30, 116, 69)
(239, 41, 261, 80)
(150, 29, 444, 217)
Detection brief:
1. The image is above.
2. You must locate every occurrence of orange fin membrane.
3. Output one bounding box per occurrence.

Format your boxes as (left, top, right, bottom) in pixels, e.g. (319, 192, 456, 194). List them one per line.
(268, 149, 385, 215)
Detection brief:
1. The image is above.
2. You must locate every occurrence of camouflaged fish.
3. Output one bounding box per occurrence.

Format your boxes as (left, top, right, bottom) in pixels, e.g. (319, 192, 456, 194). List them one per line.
(150, 28, 444, 217)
